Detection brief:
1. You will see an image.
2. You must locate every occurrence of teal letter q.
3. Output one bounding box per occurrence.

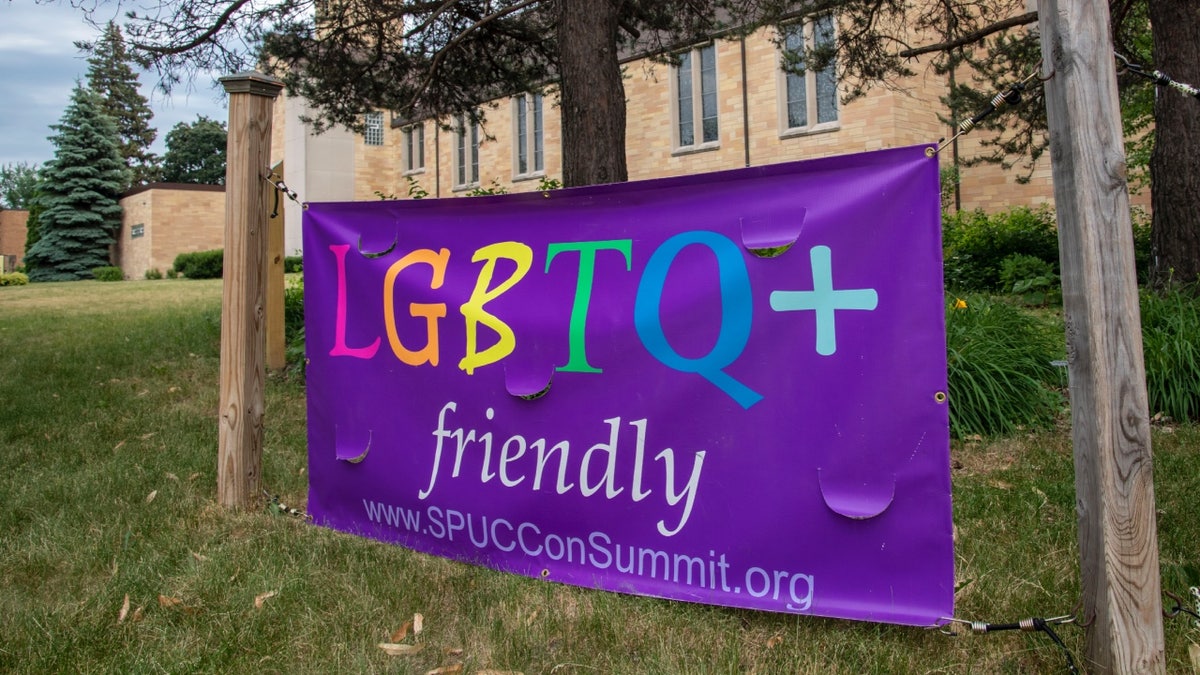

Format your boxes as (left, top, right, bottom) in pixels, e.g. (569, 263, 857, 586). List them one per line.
(634, 231, 762, 409)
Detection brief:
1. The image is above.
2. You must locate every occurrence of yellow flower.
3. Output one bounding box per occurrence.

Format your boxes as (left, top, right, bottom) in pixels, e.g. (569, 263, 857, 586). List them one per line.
(953, 298, 967, 310)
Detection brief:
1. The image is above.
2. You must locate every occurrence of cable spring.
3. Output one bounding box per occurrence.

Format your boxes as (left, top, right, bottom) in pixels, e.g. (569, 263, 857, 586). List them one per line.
(1116, 52, 1200, 100)
(264, 169, 302, 218)
(263, 488, 312, 521)
(936, 614, 1078, 674)
(933, 62, 1048, 155)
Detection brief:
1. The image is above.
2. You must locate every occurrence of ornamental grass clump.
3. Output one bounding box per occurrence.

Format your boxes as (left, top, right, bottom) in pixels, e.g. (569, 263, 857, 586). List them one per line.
(1140, 286, 1200, 422)
(945, 296, 1063, 438)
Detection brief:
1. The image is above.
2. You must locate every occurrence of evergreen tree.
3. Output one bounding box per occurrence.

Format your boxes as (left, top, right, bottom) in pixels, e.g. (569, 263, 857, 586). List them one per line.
(24, 85, 127, 282)
(21, 195, 45, 275)
(161, 115, 227, 184)
(84, 22, 160, 186)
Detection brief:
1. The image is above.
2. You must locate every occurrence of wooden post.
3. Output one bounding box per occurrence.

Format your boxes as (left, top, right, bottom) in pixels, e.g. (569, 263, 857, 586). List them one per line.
(218, 72, 283, 509)
(1038, 2, 1165, 673)
(266, 161, 286, 371)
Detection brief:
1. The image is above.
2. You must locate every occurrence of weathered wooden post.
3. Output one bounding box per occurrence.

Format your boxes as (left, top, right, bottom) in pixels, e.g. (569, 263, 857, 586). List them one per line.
(1038, 2, 1165, 672)
(218, 72, 284, 508)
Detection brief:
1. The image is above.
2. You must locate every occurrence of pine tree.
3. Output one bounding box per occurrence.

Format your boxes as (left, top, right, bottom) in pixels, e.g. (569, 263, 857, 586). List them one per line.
(85, 22, 159, 186)
(24, 85, 128, 282)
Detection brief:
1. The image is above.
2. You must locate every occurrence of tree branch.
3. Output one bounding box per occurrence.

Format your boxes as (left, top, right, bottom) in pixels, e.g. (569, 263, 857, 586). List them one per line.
(413, 0, 548, 107)
(898, 11, 1038, 59)
(130, 0, 256, 56)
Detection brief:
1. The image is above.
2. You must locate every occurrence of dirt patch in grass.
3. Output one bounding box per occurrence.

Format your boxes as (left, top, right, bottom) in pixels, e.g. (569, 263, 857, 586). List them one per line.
(951, 436, 1027, 477)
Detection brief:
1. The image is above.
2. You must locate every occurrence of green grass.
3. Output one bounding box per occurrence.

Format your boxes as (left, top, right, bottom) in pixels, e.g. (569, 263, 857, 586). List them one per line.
(1, 280, 1198, 673)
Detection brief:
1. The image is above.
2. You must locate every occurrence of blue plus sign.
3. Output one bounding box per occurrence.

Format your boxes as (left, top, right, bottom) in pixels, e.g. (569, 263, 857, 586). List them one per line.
(770, 245, 878, 356)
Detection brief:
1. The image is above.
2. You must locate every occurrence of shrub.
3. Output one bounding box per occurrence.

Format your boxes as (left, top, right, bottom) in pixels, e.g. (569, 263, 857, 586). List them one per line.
(1131, 207, 1153, 283)
(998, 253, 1060, 306)
(144, 268, 163, 280)
(166, 267, 178, 279)
(943, 206, 1060, 292)
(283, 256, 303, 273)
(92, 266, 124, 282)
(284, 275, 306, 377)
(173, 249, 223, 279)
(1141, 286, 1200, 422)
(0, 272, 30, 286)
(945, 295, 1063, 438)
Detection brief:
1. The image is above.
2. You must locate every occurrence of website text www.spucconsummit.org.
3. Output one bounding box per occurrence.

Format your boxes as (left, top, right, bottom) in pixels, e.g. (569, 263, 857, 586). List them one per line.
(362, 500, 814, 611)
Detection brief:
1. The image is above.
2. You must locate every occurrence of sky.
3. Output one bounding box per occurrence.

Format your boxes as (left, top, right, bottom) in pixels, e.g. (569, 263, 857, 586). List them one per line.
(0, 1, 228, 168)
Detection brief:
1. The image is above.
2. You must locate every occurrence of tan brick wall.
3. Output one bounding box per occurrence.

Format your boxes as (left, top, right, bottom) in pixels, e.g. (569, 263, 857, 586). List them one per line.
(116, 185, 225, 279)
(0, 210, 29, 272)
(326, 24, 1164, 223)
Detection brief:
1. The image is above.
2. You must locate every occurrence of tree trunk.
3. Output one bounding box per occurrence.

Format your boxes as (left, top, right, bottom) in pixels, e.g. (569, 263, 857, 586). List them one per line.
(1148, 0, 1200, 284)
(556, 0, 628, 187)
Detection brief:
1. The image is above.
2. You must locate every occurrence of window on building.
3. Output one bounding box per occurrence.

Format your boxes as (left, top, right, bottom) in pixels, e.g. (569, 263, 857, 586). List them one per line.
(514, 93, 544, 177)
(403, 123, 425, 173)
(364, 111, 384, 146)
(454, 113, 480, 189)
(675, 44, 719, 150)
(781, 15, 838, 133)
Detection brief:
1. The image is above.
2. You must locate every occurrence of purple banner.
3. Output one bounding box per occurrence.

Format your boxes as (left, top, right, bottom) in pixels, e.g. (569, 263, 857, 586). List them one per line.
(303, 145, 953, 625)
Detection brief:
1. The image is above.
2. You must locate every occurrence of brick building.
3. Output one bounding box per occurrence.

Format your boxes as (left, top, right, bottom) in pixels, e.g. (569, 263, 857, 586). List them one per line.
(0, 209, 29, 273)
(270, 20, 1096, 256)
(115, 183, 226, 280)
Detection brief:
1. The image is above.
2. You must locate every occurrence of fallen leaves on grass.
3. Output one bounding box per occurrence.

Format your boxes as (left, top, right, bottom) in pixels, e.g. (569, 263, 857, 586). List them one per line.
(391, 620, 413, 642)
(117, 594, 130, 623)
(377, 643, 425, 656)
(254, 590, 278, 609)
(413, 612, 424, 634)
(158, 595, 183, 608)
(766, 634, 783, 649)
(424, 665, 462, 674)
(145, 490, 158, 504)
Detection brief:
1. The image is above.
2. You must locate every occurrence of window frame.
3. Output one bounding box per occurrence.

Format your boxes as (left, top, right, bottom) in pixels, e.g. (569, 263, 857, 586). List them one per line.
(453, 113, 481, 190)
(363, 111, 385, 146)
(778, 15, 840, 138)
(671, 43, 720, 154)
(402, 122, 425, 174)
(513, 93, 545, 180)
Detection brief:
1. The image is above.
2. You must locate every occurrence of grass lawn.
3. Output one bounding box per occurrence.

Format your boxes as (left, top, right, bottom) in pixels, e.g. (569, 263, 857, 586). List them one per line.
(1, 279, 1197, 673)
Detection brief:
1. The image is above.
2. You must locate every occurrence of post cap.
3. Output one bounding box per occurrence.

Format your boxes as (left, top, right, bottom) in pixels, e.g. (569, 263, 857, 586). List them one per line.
(220, 71, 284, 97)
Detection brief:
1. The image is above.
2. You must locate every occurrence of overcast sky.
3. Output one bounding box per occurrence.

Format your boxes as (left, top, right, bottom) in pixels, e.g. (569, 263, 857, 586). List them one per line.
(0, 1, 228, 168)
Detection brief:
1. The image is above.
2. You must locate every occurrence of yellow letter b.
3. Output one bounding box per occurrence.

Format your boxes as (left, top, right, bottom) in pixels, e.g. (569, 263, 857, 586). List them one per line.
(459, 242, 532, 375)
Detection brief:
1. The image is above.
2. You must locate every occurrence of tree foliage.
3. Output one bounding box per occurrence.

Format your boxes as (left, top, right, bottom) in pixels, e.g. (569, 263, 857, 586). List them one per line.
(24, 86, 127, 282)
(161, 115, 228, 184)
(74, 0, 1199, 279)
(82, 21, 160, 186)
(0, 162, 40, 210)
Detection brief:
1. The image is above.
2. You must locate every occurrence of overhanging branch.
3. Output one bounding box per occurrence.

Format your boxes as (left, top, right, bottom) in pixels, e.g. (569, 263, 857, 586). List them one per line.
(130, 0, 256, 56)
(899, 11, 1038, 59)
